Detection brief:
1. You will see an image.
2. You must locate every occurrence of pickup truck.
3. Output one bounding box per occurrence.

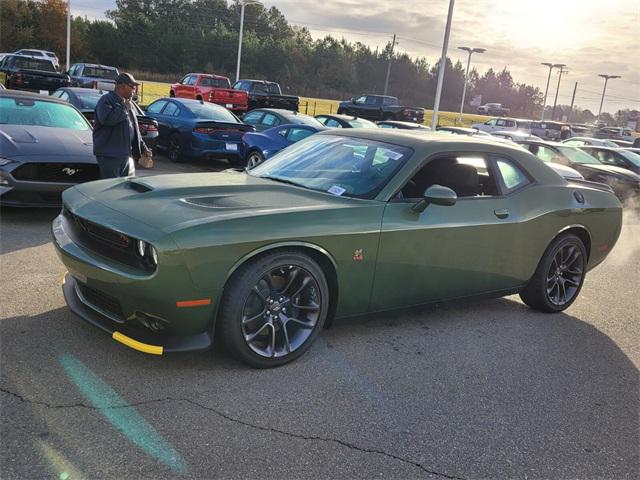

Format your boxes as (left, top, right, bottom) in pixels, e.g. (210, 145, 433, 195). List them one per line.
(68, 63, 118, 91)
(170, 73, 248, 114)
(337, 95, 425, 123)
(232, 79, 299, 112)
(0, 54, 70, 93)
(477, 103, 510, 116)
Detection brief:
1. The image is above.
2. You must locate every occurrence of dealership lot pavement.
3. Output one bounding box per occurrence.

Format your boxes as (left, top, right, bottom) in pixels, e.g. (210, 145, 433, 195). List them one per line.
(1, 156, 638, 479)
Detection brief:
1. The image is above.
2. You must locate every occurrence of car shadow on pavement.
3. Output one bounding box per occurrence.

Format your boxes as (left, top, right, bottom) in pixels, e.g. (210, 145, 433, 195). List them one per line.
(1, 299, 638, 479)
(0, 207, 59, 255)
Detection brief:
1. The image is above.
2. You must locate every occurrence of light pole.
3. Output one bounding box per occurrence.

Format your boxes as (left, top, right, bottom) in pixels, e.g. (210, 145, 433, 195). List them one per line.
(66, 0, 71, 71)
(431, 0, 455, 129)
(551, 64, 567, 121)
(235, 0, 261, 83)
(457, 46, 485, 122)
(540, 62, 564, 120)
(597, 74, 621, 122)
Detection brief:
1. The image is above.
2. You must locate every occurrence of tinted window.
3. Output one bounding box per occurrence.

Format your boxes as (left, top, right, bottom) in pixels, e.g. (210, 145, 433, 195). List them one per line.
(324, 118, 342, 128)
(266, 83, 281, 94)
(252, 83, 269, 94)
(186, 76, 197, 86)
(287, 128, 314, 142)
(82, 67, 118, 80)
(200, 76, 231, 88)
(365, 96, 379, 105)
(496, 119, 506, 127)
(10, 56, 55, 72)
(355, 96, 366, 104)
(74, 90, 104, 110)
(250, 135, 412, 199)
(496, 158, 530, 191)
(187, 103, 239, 122)
(242, 110, 264, 125)
(162, 102, 180, 116)
(0, 97, 90, 130)
(147, 100, 167, 114)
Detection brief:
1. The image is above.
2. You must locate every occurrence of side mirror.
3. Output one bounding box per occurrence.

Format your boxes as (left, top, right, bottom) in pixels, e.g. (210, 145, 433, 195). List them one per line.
(350, 98, 356, 104)
(412, 185, 457, 213)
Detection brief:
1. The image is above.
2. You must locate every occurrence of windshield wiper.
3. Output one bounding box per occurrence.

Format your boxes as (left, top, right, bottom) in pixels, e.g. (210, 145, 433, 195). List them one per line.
(260, 176, 303, 188)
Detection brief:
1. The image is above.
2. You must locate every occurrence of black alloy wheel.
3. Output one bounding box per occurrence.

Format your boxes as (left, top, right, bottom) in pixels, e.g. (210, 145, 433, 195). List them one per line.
(218, 251, 329, 368)
(520, 234, 587, 312)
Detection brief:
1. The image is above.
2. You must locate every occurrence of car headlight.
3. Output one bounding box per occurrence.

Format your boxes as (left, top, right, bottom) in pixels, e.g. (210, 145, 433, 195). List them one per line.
(137, 239, 146, 257)
(150, 246, 158, 266)
(135, 239, 158, 267)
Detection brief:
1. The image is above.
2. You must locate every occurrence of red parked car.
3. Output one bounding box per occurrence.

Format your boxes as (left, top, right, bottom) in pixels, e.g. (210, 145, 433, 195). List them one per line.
(170, 73, 248, 114)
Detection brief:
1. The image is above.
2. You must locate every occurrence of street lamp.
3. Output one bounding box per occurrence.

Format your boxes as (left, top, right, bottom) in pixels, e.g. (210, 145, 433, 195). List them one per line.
(431, 0, 455, 129)
(540, 62, 564, 120)
(597, 74, 621, 122)
(457, 46, 485, 122)
(66, 0, 71, 71)
(551, 64, 568, 121)
(235, 0, 261, 83)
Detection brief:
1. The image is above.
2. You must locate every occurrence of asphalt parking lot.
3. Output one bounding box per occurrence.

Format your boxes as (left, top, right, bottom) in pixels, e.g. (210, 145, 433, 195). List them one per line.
(1, 155, 638, 479)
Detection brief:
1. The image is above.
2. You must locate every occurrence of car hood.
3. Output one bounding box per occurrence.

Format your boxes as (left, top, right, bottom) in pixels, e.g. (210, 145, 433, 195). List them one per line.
(72, 170, 369, 233)
(1, 125, 93, 162)
(574, 163, 640, 182)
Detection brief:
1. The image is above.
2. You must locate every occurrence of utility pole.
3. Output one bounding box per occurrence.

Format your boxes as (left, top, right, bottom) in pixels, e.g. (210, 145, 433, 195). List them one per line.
(568, 82, 577, 122)
(431, 0, 455, 129)
(597, 74, 621, 122)
(383, 33, 396, 96)
(66, 0, 71, 71)
(551, 65, 568, 121)
(457, 46, 485, 122)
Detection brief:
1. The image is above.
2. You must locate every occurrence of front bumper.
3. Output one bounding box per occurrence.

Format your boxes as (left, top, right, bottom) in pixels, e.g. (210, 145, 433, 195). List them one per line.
(52, 211, 217, 354)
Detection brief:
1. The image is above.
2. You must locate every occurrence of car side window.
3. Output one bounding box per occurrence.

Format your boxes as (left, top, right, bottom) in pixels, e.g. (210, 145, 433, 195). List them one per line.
(287, 128, 314, 142)
(277, 128, 288, 137)
(485, 119, 496, 126)
(596, 150, 624, 166)
(355, 96, 366, 104)
(179, 75, 190, 85)
(506, 120, 516, 128)
(261, 113, 280, 127)
(146, 100, 167, 114)
(315, 116, 328, 125)
(161, 102, 179, 116)
(57, 91, 70, 101)
(325, 118, 342, 128)
(187, 76, 197, 86)
(242, 111, 263, 125)
(365, 96, 379, 105)
(496, 119, 506, 127)
(535, 145, 556, 162)
(495, 158, 530, 192)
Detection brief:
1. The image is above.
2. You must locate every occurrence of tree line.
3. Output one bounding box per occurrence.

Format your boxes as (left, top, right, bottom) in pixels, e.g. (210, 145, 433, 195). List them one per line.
(0, 0, 624, 123)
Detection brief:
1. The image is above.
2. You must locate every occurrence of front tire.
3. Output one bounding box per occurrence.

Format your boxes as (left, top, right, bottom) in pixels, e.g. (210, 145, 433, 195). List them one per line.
(246, 150, 264, 169)
(217, 251, 330, 368)
(168, 133, 184, 163)
(520, 234, 587, 312)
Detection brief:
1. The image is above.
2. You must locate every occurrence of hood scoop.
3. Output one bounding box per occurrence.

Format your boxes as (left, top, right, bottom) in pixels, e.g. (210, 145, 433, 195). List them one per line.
(127, 179, 154, 193)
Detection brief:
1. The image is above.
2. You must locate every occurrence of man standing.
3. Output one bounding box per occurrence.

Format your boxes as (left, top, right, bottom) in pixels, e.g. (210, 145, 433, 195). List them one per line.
(93, 72, 151, 178)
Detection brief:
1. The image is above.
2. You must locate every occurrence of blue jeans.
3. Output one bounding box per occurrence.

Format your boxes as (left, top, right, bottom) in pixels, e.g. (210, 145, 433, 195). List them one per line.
(96, 156, 135, 179)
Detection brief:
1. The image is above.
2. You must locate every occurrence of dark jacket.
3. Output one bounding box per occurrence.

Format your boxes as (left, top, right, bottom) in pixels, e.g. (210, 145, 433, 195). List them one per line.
(93, 91, 147, 159)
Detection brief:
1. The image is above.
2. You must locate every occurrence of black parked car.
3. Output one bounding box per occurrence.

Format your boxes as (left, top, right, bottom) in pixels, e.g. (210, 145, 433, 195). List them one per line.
(241, 108, 323, 132)
(337, 94, 424, 123)
(517, 140, 640, 202)
(315, 114, 377, 129)
(232, 79, 299, 112)
(0, 90, 99, 207)
(0, 54, 70, 93)
(67, 63, 118, 90)
(51, 87, 159, 149)
(578, 146, 640, 175)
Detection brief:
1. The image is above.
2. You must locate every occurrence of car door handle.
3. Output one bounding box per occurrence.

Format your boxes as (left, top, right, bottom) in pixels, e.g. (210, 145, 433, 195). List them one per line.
(494, 208, 509, 219)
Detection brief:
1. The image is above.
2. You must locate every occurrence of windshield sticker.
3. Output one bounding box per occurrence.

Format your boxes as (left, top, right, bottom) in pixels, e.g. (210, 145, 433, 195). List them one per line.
(383, 149, 404, 160)
(328, 185, 346, 196)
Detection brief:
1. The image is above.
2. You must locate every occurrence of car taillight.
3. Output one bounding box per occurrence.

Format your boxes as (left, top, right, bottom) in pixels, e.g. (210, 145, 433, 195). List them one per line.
(194, 127, 215, 134)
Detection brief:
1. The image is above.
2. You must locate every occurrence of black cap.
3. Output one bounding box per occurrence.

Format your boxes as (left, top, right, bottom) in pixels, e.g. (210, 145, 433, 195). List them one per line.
(115, 72, 140, 87)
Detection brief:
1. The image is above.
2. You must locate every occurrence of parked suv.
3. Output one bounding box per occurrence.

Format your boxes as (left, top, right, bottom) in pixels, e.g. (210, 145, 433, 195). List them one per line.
(337, 94, 424, 123)
(477, 103, 510, 116)
(472, 117, 531, 133)
(68, 63, 119, 90)
(13, 49, 60, 69)
(171, 73, 248, 114)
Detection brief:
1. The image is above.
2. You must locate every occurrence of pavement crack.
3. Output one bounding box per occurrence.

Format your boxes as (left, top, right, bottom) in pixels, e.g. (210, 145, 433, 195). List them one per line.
(1, 386, 466, 479)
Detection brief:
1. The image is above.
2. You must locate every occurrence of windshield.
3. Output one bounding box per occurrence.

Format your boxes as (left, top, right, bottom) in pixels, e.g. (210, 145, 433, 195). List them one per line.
(83, 67, 118, 80)
(618, 150, 640, 167)
(0, 97, 90, 130)
(188, 103, 240, 122)
(74, 90, 104, 110)
(557, 146, 601, 164)
(249, 135, 413, 199)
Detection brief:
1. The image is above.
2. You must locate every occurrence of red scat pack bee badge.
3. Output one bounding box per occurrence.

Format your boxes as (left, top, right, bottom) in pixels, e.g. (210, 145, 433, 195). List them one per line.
(353, 249, 364, 261)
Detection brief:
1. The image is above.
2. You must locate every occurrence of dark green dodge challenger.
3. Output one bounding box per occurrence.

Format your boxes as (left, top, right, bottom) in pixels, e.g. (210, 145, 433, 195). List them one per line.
(52, 130, 622, 367)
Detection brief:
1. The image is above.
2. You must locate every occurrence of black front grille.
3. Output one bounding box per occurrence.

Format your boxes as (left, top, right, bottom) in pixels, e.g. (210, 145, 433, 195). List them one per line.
(12, 163, 99, 183)
(77, 282, 125, 321)
(63, 208, 156, 273)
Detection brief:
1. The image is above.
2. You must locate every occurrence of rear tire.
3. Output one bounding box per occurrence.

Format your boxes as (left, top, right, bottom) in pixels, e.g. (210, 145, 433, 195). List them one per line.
(169, 90, 175, 97)
(246, 150, 264, 169)
(217, 251, 329, 368)
(520, 234, 587, 313)
(168, 133, 184, 163)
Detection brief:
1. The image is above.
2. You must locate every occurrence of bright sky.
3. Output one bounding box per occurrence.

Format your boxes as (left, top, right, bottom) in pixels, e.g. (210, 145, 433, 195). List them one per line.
(73, 0, 639, 113)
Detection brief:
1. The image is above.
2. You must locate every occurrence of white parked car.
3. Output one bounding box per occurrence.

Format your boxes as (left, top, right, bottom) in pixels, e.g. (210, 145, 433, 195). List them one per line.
(492, 130, 542, 141)
(562, 137, 621, 148)
(472, 117, 531, 134)
(12, 49, 60, 69)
